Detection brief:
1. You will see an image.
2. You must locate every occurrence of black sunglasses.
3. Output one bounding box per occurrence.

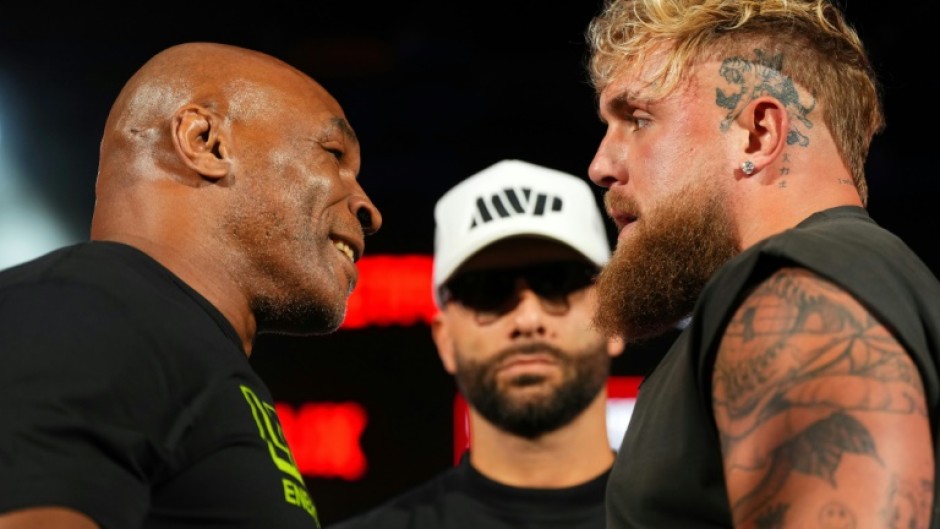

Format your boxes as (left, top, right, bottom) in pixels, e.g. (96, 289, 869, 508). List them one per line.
(439, 261, 598, 315)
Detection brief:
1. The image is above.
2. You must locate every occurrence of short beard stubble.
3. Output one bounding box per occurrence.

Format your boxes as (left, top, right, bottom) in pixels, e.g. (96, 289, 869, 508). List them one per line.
(455, 342, 610, 440)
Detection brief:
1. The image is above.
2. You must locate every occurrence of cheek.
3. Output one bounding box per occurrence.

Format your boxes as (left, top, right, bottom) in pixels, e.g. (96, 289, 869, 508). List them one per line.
(447, 319, 502, 362)
(267, 176, 324, 235)
(631, 130, 684, 184)
(451, 327, 491, 357)
(270, 141, 337, 199)
(642, 131, 714, 196)
(563, 321, 609, 353)
(558, 297, 608, 347)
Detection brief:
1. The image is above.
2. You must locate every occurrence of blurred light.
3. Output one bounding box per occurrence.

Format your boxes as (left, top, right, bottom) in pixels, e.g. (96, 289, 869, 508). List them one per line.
(0, 80, 75, 270)
(278, 401, 368, 480)
(276, 377, 641, 481)
(605, 399, 636, 450)
(342, 255, 436, 328)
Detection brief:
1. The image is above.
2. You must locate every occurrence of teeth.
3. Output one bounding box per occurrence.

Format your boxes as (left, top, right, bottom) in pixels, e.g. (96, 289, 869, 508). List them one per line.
(333, 239, 355, 262)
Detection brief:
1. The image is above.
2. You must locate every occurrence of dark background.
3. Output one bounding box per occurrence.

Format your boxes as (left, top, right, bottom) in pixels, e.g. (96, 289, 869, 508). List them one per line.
(0, 1, 935, 525)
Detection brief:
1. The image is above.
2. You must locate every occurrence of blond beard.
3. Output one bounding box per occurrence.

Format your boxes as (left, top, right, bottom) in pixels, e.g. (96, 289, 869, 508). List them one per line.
(593, 182, 738, 342)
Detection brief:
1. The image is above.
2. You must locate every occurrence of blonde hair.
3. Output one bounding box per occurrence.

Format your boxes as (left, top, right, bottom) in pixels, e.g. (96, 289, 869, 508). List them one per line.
(587, 0, 883, 205)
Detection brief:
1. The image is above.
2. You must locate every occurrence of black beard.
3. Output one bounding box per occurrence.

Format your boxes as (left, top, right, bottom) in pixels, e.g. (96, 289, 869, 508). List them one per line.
(455, 342, 609, 440)
(594, 184, 738, 342)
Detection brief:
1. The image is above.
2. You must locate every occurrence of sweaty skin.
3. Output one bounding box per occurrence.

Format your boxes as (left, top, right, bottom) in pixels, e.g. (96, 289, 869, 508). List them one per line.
(90, 42, 382, 354)
(0, 42, 382, 529)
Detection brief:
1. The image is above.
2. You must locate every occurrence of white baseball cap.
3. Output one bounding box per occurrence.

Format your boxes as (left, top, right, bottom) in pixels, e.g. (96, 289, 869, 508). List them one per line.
(432, 159, 611, 306)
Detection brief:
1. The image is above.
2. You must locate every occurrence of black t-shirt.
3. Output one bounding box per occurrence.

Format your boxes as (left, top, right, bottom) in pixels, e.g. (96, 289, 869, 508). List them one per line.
(330, 452, 609, 529)
(0, 241, 321, 529)
(606, 206, 940, 528)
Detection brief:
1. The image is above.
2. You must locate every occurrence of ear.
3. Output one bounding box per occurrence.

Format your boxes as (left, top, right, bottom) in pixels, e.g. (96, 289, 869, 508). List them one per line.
(736, 96, 789, 177)
(172, 104, 230, 181)
(431, 311, 458, 375)
(607, 334, 625, 358)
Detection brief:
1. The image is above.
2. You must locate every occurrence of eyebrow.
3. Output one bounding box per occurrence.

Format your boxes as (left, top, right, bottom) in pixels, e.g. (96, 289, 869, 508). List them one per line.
(612, 88, 643, 109)
(329, 117, 358, 144)
(597, 89, 636, 122)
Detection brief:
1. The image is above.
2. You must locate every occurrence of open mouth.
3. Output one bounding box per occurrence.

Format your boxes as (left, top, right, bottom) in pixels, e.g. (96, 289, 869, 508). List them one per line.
(331, 237, 358, 263)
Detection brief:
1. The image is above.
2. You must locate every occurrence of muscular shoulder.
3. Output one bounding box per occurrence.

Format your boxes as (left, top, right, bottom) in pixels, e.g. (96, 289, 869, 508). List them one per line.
(711, 267, 932, 527)
(713, 267, 922, 424)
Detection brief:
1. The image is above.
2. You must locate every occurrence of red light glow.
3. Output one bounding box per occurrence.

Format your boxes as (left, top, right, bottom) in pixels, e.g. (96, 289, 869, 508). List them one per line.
(342, 255, 436, 329)
(278, 257, 644, 481)
(277, 401, 368, 480)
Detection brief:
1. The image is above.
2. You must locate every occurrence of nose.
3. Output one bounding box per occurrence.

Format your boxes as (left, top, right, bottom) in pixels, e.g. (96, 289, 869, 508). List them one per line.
(588, 132, 623, 189)
(510, 288, 547, 338)
(350, 193, 382, 236)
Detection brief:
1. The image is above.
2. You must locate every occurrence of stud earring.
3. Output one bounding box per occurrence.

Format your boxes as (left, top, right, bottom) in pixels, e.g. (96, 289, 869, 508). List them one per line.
(741, 160, 756, 175)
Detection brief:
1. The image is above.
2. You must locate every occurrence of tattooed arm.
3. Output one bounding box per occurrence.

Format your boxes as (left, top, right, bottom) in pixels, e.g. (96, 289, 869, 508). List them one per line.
(712, 267, 934, 529)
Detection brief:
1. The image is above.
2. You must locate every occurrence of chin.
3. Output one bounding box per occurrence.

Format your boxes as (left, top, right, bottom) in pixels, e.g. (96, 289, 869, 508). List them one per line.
(254, 298, 347, 336)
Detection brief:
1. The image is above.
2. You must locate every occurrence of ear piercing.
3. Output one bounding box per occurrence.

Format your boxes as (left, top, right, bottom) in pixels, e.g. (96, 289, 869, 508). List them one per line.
(741, 160, 756, 175)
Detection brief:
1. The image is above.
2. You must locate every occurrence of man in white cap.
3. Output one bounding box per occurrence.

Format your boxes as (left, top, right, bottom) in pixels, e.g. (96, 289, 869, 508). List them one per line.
(330, 159, 623, 529)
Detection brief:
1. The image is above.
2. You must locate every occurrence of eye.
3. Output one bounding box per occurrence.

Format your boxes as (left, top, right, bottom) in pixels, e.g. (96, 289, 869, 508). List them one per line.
(628, 112, 651, 131)
(325, 146, 344, 160)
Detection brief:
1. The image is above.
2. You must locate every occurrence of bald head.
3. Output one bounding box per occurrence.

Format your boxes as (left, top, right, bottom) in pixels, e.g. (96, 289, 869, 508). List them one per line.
(87, 42, 381, 347)
(95, 43, 336, 195)
(107, 43, 324, 128)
